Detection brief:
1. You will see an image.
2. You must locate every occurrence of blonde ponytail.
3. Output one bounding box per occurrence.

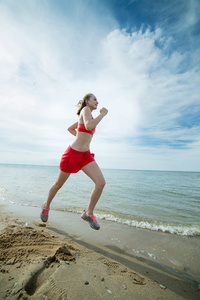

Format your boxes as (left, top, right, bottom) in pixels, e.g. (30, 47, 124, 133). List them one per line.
(76, 93, 93, 115)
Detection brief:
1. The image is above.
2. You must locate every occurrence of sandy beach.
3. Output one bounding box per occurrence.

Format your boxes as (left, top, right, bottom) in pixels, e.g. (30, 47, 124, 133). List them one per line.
(0, 202, 200, 300)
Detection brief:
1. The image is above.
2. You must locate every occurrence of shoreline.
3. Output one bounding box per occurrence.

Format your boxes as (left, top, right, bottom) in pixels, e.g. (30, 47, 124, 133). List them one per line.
(0, 200, 200, 299)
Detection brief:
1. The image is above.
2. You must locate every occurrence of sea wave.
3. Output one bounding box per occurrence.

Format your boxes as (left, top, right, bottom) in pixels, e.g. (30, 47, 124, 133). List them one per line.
(52, 207, 200, 236)
(162, 189, 188, 197)
(95, 213, 200, 236)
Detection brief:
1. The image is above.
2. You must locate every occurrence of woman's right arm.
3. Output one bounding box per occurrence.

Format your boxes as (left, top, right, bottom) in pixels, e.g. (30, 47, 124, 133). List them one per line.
(82, 107, 108, 130)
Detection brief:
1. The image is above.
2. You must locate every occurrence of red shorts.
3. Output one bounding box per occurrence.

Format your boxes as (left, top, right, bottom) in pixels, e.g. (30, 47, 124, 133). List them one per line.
(59, 146, 95, 173)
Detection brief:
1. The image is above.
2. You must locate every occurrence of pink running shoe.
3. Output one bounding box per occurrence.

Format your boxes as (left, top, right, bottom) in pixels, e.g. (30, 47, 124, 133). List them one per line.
(40, 203, 50, 222)
(81, 210, 100, 230)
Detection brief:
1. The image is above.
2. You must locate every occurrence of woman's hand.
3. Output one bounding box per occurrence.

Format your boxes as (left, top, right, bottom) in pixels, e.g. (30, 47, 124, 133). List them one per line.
(100, 107, 108, 116)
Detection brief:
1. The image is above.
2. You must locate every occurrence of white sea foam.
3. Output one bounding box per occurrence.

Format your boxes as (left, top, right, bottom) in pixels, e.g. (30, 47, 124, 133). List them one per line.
(0, 187, 6, 194)
(95, 213, 200, 236)
(0, 187, 6, 200)
(148, 253, 156, 260)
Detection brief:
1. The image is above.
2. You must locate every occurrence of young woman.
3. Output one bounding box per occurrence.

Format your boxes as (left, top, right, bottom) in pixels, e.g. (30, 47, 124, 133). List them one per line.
(40, 93, 108, 230)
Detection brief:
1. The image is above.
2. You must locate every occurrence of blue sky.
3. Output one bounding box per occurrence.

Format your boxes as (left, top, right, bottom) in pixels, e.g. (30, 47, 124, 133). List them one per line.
(0, 0, 200, 171)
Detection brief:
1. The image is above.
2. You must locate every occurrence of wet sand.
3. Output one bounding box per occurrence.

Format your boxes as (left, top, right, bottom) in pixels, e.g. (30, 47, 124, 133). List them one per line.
(0, 201, 200, 299)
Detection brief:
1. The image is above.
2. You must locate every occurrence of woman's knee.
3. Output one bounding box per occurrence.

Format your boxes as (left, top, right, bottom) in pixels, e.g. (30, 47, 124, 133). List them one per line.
(54, 181, 64, 191)
(96, 178, 106, 189)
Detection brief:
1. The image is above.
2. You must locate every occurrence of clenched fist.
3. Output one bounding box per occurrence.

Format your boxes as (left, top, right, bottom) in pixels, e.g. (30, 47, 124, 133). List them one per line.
(100, 107, 108, 116)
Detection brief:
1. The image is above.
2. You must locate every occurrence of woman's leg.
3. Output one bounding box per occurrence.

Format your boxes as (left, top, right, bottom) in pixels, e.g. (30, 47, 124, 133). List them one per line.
(46, 170, 71, 209)
(81, 161, 106, 215)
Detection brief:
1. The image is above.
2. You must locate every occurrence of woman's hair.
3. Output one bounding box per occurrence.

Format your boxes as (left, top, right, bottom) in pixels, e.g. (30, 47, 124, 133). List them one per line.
(76, 93, 93, 115)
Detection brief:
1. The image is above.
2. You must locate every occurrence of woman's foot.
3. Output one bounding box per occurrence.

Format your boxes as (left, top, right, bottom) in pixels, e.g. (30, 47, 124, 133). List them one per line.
(81, 210, 100, 230)
(40, 203, 50, 222)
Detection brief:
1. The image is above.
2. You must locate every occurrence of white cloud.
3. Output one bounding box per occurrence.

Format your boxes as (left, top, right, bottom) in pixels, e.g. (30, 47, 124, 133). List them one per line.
(180, 0, 200, 28)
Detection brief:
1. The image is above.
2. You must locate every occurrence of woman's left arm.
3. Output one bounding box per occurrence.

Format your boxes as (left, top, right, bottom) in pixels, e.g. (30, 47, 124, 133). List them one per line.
(68, 122, 78, 136)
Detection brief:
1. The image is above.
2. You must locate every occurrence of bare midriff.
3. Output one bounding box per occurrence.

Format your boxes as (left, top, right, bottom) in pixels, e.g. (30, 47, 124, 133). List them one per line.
(70, 131, 93, 152)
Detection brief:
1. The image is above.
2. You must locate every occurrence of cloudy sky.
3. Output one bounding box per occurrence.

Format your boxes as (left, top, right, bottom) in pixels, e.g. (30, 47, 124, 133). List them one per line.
(0, 0, 200, 171)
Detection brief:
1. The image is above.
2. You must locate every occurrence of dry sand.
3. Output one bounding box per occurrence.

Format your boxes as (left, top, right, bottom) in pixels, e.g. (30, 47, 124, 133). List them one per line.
(0, 206, 199, 300)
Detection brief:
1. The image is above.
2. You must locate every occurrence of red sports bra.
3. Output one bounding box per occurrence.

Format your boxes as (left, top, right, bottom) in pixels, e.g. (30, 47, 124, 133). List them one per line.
(77, 122, 96, 136)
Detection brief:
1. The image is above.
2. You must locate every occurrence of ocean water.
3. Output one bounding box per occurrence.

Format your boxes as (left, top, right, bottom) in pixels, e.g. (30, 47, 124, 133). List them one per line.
(0, 163, 199, 236)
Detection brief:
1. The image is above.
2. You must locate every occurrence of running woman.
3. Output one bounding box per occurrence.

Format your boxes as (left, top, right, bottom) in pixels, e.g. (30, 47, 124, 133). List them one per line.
(40, 93, 108, 230)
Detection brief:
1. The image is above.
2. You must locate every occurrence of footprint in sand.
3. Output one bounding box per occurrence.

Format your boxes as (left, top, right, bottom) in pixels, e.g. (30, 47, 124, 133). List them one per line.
(24, 245, 76, 297)
(0, 226, 77, 299)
